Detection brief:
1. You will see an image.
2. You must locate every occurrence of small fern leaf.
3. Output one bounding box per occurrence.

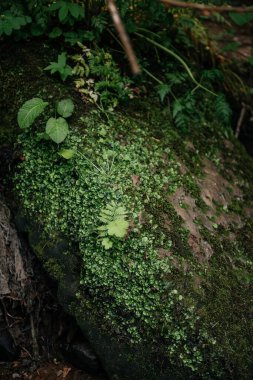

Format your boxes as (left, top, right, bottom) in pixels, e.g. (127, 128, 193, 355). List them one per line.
(18, 98, 48, 129)
(215, 94, 232, 125)
(107, 219, 129, 238)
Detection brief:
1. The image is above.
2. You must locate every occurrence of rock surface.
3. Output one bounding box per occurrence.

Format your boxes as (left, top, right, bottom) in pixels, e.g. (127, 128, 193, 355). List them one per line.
(1, 42, 253, 379)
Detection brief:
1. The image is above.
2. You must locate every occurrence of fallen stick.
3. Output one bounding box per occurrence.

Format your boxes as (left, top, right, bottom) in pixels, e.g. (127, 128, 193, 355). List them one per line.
(161, 0, 253, 13)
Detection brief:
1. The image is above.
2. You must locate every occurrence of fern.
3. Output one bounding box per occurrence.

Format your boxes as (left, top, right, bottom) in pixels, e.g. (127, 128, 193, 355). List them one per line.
(201, 69, 224, 83)
(98, 201, 129, 249)
(215, 94, 232, 125)
(172, 92, 196, 131)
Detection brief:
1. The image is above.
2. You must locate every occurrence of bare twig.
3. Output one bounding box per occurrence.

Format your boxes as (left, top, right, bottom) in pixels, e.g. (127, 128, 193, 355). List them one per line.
(235, 104, 246, 138)
(107, 0, 141, 75)
(161, 0, 253, 13)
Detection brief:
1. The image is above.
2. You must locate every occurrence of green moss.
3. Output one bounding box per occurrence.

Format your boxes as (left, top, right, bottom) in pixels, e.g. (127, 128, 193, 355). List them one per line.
(11, 98, 253, 378)
(44, 258, 64, 281)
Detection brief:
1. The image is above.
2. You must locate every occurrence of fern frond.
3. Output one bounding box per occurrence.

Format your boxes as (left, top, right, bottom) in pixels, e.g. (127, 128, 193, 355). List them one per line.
(215, 94, 232, 125)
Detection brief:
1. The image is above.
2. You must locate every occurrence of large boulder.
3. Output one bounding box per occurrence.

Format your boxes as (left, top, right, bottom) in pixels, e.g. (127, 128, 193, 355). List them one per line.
(1, 42, 253, 379)
(13, 106, 253, 379)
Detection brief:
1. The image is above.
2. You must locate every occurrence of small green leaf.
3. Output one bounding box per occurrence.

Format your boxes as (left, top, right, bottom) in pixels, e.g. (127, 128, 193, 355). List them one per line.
(58, 52, 67, 67)
(57, 98, 74, 118)
(46, 117, 69, 144)
(69, 3, 84, 19)
(248, 56, 253, 66)
(58, 148, 76, 159)
(49, 27, 62, 38)
(59, 4, 69, 22)
(101, 238, 113, 250)
(107, 219, 129, 238)
(18, 98, 48, 129)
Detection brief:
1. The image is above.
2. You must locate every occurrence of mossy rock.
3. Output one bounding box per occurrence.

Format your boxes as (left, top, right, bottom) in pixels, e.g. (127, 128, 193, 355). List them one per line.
(2, 42, 253, 379)
(12, 106, 253, 379)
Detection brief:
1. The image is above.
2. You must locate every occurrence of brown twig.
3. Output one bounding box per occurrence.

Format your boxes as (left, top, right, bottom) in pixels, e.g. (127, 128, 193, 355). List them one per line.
(107, 0, 141, 75)
(161, 0, 253, 13)
(235, 104, 246, 138)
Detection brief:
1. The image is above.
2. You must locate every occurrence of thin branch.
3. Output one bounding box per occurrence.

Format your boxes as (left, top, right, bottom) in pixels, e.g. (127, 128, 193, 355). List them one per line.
(161, 0, 253, 13)
(107, 0, 141, 75)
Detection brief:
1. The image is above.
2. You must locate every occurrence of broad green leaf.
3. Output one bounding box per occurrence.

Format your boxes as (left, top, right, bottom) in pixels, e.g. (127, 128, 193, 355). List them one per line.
(18, 98, 48, 129)
(57, 98, 74, 118)
(248, 56, 253, 66)
(58, 148, 76, 159)
(46, 117, 69, 144)
(107, 219, 129, 238)
(101, 238, 113, 250)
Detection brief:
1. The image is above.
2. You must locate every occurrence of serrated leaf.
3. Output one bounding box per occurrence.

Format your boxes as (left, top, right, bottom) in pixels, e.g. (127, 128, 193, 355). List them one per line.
(101, 238, 113, 250)
(58, 52, 67, 67)
(157, 84, 171, 102)
(172, 100, 183, 118)
(46, 117, 69, 144)
(58, 148, 76, 159)
(107, 219, 129, 238)
(57, 98, 74, 117)
(18, 98, 48, 129)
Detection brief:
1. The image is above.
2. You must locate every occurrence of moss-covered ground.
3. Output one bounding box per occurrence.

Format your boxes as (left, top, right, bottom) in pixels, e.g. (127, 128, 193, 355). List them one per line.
(1, 42, 253, 379)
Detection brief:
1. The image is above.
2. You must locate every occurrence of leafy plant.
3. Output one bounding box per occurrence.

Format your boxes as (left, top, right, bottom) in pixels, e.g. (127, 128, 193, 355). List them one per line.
(17, 98, 48, 129)
(0, 11, 31, 36)
(45, 52, 73, 81)
(72, 43, 133, 111)
(215, 94, 232, 125)
(46, 117, 69, 144)
(17, 97, 74, 144)
(48, 1, 84, 23)
(98, 201, 129, 249)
